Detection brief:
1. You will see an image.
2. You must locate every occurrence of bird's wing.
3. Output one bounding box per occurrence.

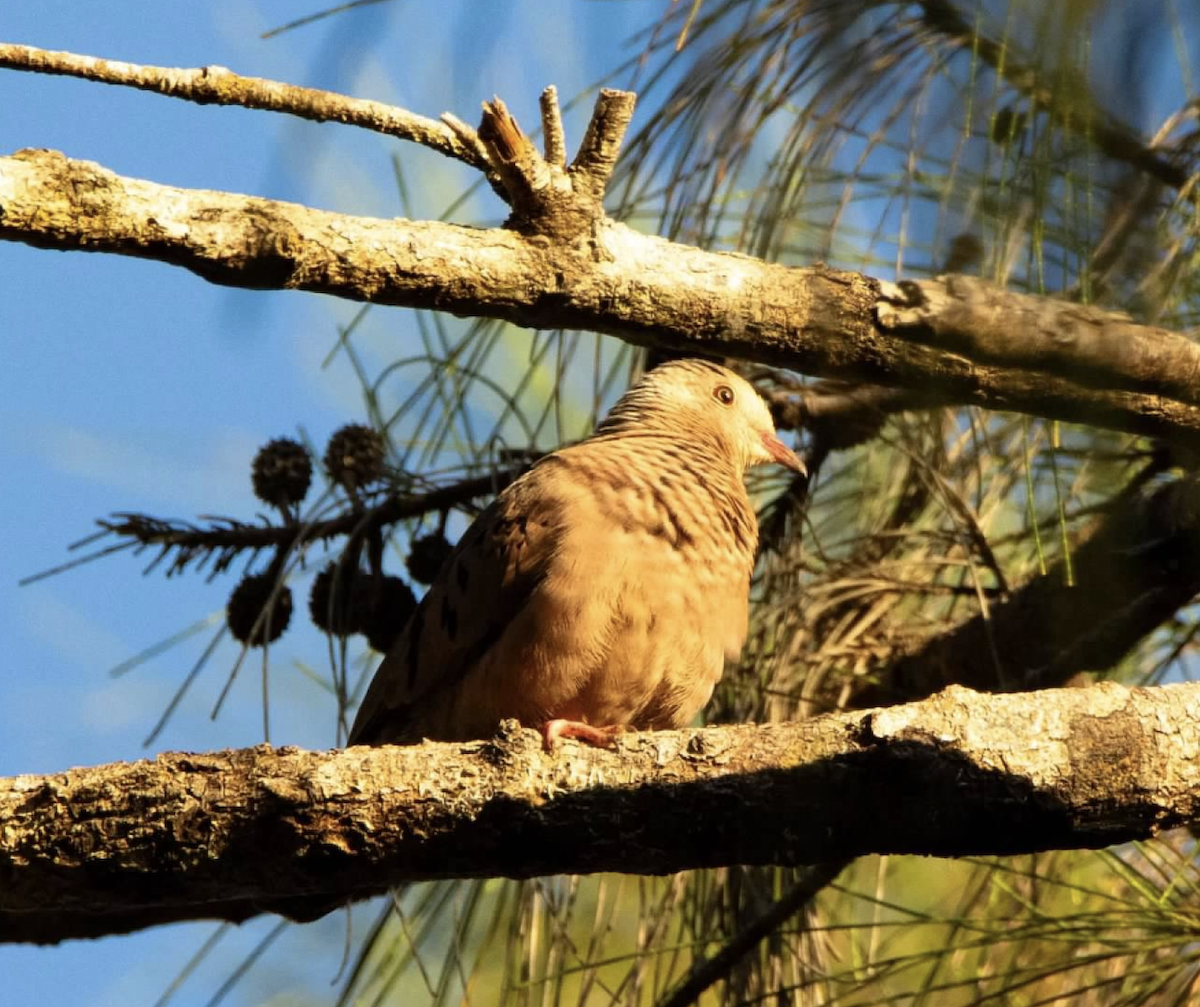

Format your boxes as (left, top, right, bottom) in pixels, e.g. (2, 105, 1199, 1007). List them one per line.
(348, 465, 562, 744)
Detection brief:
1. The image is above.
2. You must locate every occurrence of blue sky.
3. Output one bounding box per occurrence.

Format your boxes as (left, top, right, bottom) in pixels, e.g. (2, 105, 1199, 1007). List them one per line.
(0, 2, 658, 1003)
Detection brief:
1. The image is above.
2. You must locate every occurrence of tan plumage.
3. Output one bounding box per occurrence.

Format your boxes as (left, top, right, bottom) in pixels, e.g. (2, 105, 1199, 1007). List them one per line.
(350, 359, 804, 748)
(266, 360, 803, 920)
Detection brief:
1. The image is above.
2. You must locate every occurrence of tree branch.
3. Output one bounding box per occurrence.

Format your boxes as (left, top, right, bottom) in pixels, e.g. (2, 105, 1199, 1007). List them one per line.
(0, 42, 490, 171)
(6, 147, 1200, 447)
(876, 276, 1200, 408)
(2, 681, 1197, 944)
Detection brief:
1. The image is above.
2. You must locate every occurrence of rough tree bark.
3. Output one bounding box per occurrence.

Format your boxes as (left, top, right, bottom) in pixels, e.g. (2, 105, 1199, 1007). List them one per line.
(5, 147, 1200, 447)
(1, 681, 1197, 945)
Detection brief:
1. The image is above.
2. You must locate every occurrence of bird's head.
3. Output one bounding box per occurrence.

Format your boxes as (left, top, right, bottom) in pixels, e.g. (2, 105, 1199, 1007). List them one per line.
(596, 359, 806, 476)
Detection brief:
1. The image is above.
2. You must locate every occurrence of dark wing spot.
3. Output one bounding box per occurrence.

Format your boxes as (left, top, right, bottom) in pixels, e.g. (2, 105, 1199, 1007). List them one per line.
(455, 558, 470, 591)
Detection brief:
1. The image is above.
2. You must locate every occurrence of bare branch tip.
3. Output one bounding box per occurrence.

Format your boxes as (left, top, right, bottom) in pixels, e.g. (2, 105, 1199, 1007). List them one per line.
(440, 111, 478, 142)
(568, 88, 636, 186)
(539, 85, 567, 168)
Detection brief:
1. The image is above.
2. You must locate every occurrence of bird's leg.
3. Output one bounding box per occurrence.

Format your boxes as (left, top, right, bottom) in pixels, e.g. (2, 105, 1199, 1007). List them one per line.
(540, 719, 622, 751)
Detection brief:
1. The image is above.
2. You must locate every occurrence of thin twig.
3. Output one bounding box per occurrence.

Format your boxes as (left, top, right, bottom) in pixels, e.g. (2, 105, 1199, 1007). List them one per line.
(570, 88, 637, 197)
(21, 463, 529, 588)
(539, 85, 567, 168)
(0, 42, 489, 171)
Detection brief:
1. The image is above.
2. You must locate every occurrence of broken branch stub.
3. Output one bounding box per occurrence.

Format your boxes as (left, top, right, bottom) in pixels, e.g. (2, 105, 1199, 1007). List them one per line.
(476, 88, 636, 240)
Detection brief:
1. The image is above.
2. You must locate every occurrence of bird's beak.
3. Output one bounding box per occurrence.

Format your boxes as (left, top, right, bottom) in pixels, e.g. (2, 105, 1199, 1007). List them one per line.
(761, 432, 806, 475)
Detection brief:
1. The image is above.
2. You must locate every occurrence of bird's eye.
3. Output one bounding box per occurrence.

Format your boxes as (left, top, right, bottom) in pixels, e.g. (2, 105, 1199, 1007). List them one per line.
(713, 384, 736, 406)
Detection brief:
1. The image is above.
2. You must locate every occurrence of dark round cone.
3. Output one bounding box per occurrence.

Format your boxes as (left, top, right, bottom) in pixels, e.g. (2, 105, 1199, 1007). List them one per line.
(309, 563, 368, 637)
(324, 423, 385, 492)
(251, 437, 313, 510)
(227, 573, 292, 646)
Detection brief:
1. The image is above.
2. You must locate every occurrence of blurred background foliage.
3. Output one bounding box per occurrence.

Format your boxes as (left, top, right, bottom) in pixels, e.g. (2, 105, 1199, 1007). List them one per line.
(23, 0, 1200, 1004)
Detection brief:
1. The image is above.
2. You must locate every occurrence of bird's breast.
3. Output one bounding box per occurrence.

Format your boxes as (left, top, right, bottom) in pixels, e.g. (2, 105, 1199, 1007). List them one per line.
(560, 444, 758, 563)
(526, 453, 756, 728)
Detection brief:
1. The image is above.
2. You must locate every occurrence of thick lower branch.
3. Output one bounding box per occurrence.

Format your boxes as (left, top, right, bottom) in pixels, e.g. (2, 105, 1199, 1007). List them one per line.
(5, 150, 1200, 447)
(1, 681, 1197, 944)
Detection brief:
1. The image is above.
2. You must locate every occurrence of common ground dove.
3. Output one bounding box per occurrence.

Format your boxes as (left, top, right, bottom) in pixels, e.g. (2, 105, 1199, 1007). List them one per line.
(267, 360, 804, 921)
(349, 358, 804, 749)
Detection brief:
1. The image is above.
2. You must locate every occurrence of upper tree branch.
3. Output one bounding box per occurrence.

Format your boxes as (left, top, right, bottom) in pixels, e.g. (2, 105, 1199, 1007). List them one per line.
(877, 276, 1200, 408)
(0, 42, 490, 172)
(6, 147, 1200, 447)
(1, 681, 1197, 945)
(5, 45, 1200, 443)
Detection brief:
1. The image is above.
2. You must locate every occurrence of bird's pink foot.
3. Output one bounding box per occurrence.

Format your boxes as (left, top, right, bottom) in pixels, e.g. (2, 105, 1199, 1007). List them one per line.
(540, 719, 622, 752)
